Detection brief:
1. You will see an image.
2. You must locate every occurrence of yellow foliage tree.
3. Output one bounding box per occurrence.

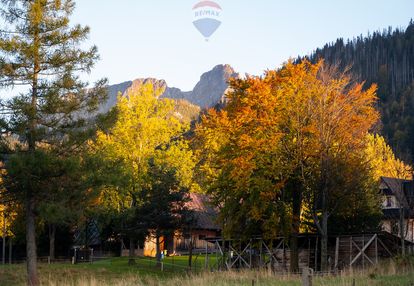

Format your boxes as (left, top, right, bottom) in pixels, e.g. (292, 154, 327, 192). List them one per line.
(90, 83, 196, 262)
(365, 134, 412, 180)
(0, 204, 16, 237)
(0, 167, 17, 237)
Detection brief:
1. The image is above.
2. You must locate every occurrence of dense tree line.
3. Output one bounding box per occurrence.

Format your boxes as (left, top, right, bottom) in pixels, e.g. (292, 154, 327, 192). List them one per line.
(302, 20, 414, 161)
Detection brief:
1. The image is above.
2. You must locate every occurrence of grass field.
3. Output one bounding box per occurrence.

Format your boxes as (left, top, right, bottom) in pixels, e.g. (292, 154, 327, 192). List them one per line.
(0, 256, 414, 286)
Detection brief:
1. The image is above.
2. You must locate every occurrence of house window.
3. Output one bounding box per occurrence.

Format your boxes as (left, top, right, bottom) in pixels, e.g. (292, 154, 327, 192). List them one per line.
(385, 196, 393, 208)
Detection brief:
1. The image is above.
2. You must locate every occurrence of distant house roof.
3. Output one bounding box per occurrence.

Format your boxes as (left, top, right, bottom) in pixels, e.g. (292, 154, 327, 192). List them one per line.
(186, 193, 220, 231)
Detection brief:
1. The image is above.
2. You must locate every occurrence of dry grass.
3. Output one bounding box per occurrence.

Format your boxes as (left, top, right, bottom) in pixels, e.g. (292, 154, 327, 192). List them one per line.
(40, 270, 414, 286)
(1, 258, 414, 286)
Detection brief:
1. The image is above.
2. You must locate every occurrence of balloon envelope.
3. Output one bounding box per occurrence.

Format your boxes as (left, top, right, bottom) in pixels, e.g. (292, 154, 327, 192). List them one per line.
(193, 18, 221, 38)
(192, 1, 222, 39)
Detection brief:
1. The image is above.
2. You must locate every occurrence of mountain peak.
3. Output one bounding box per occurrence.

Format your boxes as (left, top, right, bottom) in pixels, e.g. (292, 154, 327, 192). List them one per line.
(191, 64, 239, 108)
(101, 64, 238, 114)
(127, 78, 168, 96)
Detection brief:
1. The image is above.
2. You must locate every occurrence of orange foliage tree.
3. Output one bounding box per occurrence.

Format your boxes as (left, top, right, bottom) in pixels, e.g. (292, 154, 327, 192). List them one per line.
(195, 60, 381, 272)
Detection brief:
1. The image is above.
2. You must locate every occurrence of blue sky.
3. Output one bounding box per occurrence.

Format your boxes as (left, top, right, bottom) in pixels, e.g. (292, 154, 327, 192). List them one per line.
(72, 0, 414, 90)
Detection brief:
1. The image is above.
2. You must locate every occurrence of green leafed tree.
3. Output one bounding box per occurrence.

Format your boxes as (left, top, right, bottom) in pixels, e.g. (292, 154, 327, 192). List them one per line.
(0, 1, 107, 284)
(90, 83, 196, 264)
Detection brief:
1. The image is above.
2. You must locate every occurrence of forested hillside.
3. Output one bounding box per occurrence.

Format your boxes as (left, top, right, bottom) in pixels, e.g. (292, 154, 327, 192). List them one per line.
(304, 20, 414, 161)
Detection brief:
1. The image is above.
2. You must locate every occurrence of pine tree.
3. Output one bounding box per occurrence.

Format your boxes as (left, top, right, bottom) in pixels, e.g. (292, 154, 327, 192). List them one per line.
(134, 161, 191, 265)
(0, 1, 106, 284)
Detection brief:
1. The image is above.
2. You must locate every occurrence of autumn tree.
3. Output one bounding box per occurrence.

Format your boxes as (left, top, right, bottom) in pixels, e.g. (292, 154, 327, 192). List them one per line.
(365, 134, 412, 180)
(303, 63, 379, 271)
(195, 74, 289, 240)
(0, 201, 17, 264)
(196, 60, 380, 272)
(0, 1, 106, 284)
(90, 83, 195, 264)
(0, 167, 16, 245)
(270, 62, 322, 272)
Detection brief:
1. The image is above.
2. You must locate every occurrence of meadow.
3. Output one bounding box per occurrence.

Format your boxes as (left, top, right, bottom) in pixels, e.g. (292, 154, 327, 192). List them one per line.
(0, 256, 414, 286)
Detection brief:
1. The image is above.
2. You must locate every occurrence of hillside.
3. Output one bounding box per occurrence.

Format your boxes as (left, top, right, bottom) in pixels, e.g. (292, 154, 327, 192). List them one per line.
(304, 20, 414, 161)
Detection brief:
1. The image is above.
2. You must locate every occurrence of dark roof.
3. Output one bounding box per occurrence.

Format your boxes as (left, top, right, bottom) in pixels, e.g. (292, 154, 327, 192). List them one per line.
(380, 177, 414, 218)
(186, 193, 220, 231)
(380, 177, 411, 207)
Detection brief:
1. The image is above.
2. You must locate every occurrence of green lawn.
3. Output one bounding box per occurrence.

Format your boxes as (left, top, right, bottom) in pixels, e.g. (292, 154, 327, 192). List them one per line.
(0, 256, 414, 286)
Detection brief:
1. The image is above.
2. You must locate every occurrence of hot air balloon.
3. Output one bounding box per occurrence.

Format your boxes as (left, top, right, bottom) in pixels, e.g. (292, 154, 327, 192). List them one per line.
(192, 1, 222, 41)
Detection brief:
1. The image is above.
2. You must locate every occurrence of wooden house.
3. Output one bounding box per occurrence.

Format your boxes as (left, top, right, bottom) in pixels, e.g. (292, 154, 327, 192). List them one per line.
(380, 177, 414, 242)
(142, 192, 221, 257)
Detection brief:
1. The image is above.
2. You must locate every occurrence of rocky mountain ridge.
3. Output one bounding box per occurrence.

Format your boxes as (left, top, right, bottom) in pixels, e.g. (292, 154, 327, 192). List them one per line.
(100, 64, 239, 115)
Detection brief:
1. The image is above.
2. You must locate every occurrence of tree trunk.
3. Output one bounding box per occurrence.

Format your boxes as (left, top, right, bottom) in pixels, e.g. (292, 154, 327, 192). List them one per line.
(9, 237, 12, 265)
(290, 186, 302, 273)
(290, 235, 299, 272)
(48, 224, 56, 261)
(26, 17, 40, 286)
(156, 234, 162, 267)
(26, 197, 39, 286)
(320, 213, 329, 272)
(128, 239, 135, 265)
(319, 155, 329, 272)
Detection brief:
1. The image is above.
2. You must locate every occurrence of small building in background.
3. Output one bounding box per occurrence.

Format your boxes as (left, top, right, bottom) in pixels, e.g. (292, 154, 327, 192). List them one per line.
(380, 176, 414, 242)
(143, 192, 221, 257)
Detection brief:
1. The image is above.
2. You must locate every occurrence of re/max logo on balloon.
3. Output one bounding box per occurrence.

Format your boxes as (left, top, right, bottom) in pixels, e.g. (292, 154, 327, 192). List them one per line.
(192, 1, 222, 41)
(194, 10, 220, 17)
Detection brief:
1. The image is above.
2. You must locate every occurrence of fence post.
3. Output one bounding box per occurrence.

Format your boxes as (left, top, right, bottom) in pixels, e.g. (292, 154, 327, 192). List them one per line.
(205, 240, 208, 270)
(72, 248, 77, 265)
(334, 237, 339, 270)
(302, 267, 313, 286)
(90, 248, 94, 264)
